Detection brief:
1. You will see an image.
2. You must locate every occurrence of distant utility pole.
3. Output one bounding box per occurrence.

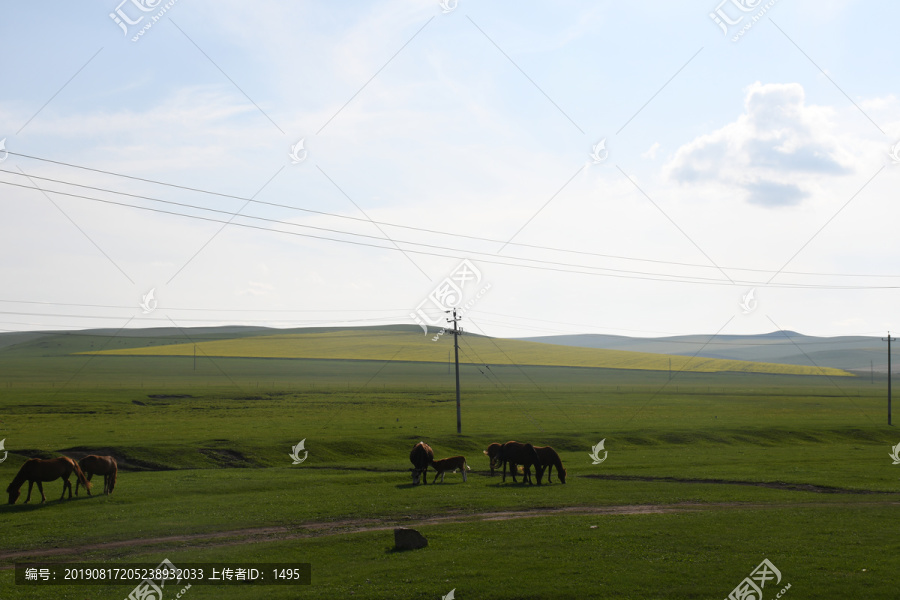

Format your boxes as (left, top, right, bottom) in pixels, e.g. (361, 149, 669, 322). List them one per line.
(447, 308, 463, 434)
(883, 332, 896, 426)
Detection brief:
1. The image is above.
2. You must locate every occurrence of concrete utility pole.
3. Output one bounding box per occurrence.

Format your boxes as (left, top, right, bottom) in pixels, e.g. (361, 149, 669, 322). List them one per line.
(884, 332, 896, 426)
(447, 308, 463, 434)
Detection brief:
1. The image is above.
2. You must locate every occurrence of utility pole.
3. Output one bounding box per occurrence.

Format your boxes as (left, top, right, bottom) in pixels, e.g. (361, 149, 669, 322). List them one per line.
(447, 308, 462, 434)
(883, 332, 896, 426)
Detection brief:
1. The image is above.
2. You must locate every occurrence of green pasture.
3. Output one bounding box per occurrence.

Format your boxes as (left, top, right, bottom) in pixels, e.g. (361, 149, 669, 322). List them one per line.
(7, 505, 894, 600)
(0, 331, 898, 598)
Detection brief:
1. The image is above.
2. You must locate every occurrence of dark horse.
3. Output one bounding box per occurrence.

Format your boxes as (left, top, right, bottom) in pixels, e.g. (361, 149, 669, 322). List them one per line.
(76, 455, 117, 496)
(483, 443, 502, 476)
(409, 441, 434, 485)
(499, 441, 543, 485)
(534, 446, 566, 484)
(7, 457, 92, 504)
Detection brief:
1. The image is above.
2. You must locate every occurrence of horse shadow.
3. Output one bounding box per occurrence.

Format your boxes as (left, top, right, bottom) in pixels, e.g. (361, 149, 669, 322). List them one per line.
(490, 481, 539, 488)
(0, 502, 47, 513)
(1, 495, 93, 512)
(385, 546, 422, 554)
(396, 483, 464, 489)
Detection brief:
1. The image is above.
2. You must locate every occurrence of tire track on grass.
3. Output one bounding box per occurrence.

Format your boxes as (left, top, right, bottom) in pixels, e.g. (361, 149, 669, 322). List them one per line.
(2, 500, 898, 563)
(579, 474, 900, 494)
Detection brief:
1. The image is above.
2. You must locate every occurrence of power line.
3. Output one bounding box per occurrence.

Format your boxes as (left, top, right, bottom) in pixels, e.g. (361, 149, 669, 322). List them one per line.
(0, 298, 888, 345)
(456, 335, 545, 432)
(465, 316, 578, 426)
(4, 176, 898, 290)
(0, 309, 406, 326)
(0, 177, 750, 286)
(0, 298, 409, 313)
(5, 153, 900, 280)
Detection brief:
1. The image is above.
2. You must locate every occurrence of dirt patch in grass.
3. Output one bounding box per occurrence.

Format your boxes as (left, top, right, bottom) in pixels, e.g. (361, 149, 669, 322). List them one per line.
(0, 503, 713, 562)
(580, 473, 897, 495)
(3, 500, 898, 563)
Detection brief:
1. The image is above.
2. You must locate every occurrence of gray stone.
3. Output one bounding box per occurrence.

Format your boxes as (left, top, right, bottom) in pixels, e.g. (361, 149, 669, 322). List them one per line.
(394, 527, 428, 550)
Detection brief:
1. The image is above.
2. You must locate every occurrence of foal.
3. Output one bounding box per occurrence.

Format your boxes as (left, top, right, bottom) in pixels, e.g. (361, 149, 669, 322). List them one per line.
(430, 456, 470, 483)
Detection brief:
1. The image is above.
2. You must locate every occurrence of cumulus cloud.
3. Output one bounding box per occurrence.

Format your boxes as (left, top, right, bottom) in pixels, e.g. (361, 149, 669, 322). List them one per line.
(665, 82, 854, 207)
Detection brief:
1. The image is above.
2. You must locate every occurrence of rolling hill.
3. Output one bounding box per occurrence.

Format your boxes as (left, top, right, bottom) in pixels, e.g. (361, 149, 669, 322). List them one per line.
(517, 331, 884, 374)
(80, 326, 853, 377)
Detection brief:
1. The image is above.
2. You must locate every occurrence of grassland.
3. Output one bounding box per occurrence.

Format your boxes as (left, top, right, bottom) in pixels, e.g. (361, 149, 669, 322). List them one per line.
(0, 328, 897, 599)
(81, 327, 853, 376)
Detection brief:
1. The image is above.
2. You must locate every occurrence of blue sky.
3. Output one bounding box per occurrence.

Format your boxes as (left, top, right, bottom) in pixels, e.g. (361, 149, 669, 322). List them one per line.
(1, 0, 899, 340)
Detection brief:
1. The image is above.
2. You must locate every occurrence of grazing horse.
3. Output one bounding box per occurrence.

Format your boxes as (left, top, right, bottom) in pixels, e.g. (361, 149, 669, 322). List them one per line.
(499, 441, 543, 485)
(6, 457, 92, 504)
(430, 456, 470, 483)
(409, 442, 434, 485)
(483, 443, 502, 476)
(76, 455, 117, 496)
(534, 446, 566, 484)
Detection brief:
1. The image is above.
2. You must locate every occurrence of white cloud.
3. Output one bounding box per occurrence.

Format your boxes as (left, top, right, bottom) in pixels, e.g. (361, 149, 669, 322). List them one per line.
(665, 82, 857, 207)
(642, 142, 660, 160)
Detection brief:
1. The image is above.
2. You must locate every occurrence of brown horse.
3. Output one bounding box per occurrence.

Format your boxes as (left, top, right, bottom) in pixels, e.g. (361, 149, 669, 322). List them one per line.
(409, 442, 434, 485)
(76, 455, 117, 496)
(6, 457, 92, 504)
(499, 441, 543, 485)
(483, 443, 502, 476)
(534, 446, 566, 484)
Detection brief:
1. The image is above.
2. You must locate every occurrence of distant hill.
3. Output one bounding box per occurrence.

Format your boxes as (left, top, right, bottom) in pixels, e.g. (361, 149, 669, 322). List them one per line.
(0, 325, 869, 377)
(79, 326, 852, 377)
(0, 324, 417, 356)
(516, 331, 884, 374)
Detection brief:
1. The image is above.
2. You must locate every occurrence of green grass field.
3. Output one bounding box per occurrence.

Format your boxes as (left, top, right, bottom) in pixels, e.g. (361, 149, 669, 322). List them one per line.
(0, 328, 898, 599)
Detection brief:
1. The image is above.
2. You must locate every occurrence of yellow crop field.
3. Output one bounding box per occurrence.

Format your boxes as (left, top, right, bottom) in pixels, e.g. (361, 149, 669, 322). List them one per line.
(83, 329, 853, 377)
